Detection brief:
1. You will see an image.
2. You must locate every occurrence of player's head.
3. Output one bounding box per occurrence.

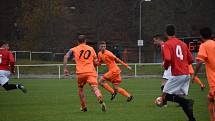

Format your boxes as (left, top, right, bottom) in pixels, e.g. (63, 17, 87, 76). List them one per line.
(153, 34, 165, 45)
(0, 40, 9, 49)
(77, 34, 86, 44)
(165, 24, 175, 37)
(200, 27, 212, 40)
(99, 41, 106, 53)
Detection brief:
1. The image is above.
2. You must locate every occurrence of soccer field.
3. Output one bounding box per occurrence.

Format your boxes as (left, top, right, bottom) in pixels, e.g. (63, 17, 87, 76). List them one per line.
(0, 78, 210, 121)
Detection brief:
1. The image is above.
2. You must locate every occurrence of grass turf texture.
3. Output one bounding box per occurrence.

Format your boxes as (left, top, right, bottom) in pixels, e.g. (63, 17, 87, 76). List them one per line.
(0, 78, 209, 121)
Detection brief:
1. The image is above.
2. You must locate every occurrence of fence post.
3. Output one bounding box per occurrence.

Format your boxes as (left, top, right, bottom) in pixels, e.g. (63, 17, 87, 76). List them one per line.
(58, 65, 61, 79)
(30, 51, 32, 61)
(17, 65, 20, 79)
(14, 51, 17, 61)
(134, 64, 137, 77)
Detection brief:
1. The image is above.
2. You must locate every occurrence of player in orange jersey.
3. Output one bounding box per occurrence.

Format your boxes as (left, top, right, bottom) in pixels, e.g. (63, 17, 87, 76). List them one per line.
(97, 41, 133, 102)
(193, 27, 215, 121)
(189, 64, 205, 90)
(63, 35, 106, 112)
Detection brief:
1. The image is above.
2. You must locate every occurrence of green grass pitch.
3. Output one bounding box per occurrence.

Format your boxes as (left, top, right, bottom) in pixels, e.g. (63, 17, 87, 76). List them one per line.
(0, 78, 210, 121)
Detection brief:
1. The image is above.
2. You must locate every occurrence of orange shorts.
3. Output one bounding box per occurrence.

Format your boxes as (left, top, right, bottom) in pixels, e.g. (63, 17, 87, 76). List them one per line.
(76, 74, 98, 88)
(102, 71, 122, 84)
(208, 87, 215, 102)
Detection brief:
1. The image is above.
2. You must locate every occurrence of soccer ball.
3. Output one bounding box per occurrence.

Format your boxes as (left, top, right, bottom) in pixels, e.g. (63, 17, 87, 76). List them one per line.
(154, 97, 163, 107)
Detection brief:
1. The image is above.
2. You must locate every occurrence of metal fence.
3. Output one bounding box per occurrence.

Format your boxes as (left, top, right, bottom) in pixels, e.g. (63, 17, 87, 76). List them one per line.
(12, 51, 65, 61)
(13, 63, 206, 79)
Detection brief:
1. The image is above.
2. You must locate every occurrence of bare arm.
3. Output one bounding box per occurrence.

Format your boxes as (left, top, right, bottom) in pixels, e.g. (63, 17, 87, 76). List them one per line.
(193, 60, 204, 78)
(63, 50, 73, 75)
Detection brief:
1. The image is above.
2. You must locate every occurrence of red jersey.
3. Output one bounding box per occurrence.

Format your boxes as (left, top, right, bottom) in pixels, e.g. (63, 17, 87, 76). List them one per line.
(0, 48, 15, 71)
(163, 37, 193, 76)
(70, 44, 97, 76)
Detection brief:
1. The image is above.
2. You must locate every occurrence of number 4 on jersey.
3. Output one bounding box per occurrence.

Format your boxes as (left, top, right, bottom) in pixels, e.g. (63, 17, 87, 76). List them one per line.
(176, 45, 184, 60)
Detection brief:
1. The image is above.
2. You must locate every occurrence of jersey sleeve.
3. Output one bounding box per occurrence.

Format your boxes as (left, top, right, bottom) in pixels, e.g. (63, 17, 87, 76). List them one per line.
(115, 58, 129, 68)
(196, 44, 207, 62)
(108, 51, 128, 68)
(163, 44, 171, 69)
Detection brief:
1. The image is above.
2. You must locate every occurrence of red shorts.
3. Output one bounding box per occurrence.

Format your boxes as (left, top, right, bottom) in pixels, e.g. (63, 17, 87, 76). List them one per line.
(76, 74, 98, 88)
(102, 71, 122, 84)
(208, 87, 215, 102)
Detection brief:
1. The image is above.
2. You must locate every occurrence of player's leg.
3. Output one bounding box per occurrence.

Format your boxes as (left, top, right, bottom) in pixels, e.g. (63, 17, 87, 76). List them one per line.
(78, 86, 87, 112)
(164, 93, 195, 121)
(208, 90, 215, 121)
(193, 76, 205, 90)
(0, 72, 26, 93)
(113, 83, 133, 102)
(77, 75, 88, 112)
(163, 75, 196, 121)
(88, 76, 106, 112)
(98, 77, 115, 94)
(161, 79, 167, 106)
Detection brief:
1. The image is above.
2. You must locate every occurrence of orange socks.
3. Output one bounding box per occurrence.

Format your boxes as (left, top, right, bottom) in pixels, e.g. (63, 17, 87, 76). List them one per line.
(117, 87, 130, 97)
(102, 83, 115, 94)
(78, 89, 87, 109)
(208, 102, 215, 121)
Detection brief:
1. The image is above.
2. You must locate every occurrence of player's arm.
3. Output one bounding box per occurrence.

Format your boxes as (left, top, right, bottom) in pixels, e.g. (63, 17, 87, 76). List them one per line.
(114, 56, 132, 70)
(96, 53, 102, 66)
(8, 52, 15, 74)
(193, 44, 207, 78)
(63, 50, 73, 76)
(193, 60, 204, 78)
(163, 44, 171, 70)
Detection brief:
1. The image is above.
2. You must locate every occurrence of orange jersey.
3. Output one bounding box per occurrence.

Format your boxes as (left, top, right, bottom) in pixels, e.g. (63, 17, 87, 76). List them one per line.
(196, 40, 215, 88)
(98, 50, 128, 73)
(70, 43, 97, 76)
(188, 64, 194, 74)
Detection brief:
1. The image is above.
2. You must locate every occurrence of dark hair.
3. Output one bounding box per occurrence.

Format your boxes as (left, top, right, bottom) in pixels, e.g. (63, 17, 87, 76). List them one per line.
(166, 24, 175, 36)
(200, 27, 212, 39)
(0, 40, 7, 47)
(99, 41, 106, 45)
(77, 35, 86, 43)
(153, 34, 167, 40)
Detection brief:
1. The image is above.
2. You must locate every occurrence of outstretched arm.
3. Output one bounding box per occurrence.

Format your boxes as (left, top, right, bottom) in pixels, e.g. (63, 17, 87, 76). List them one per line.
(193, 60, 204, 78)
(115, 57, 132, 70)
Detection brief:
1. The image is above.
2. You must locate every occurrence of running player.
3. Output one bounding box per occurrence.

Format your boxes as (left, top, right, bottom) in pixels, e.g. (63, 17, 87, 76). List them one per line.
(97, 41, 133, 102)
(0, 40, 27, 93)
(161, 24, 196, 121)
(153, 34, 169, 106)
(193, 27, 215, 121)
(63, 35, 106, 112)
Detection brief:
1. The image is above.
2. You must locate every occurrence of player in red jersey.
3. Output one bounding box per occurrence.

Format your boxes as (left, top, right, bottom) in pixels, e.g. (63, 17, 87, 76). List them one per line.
(63, 35, 106, 112)
(153, 34, 169, 106)
(97, 41, 133, 102)
(193, 27, 215, 121)
(0, 41, 26, 93)
(160, 25, 196, 121)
